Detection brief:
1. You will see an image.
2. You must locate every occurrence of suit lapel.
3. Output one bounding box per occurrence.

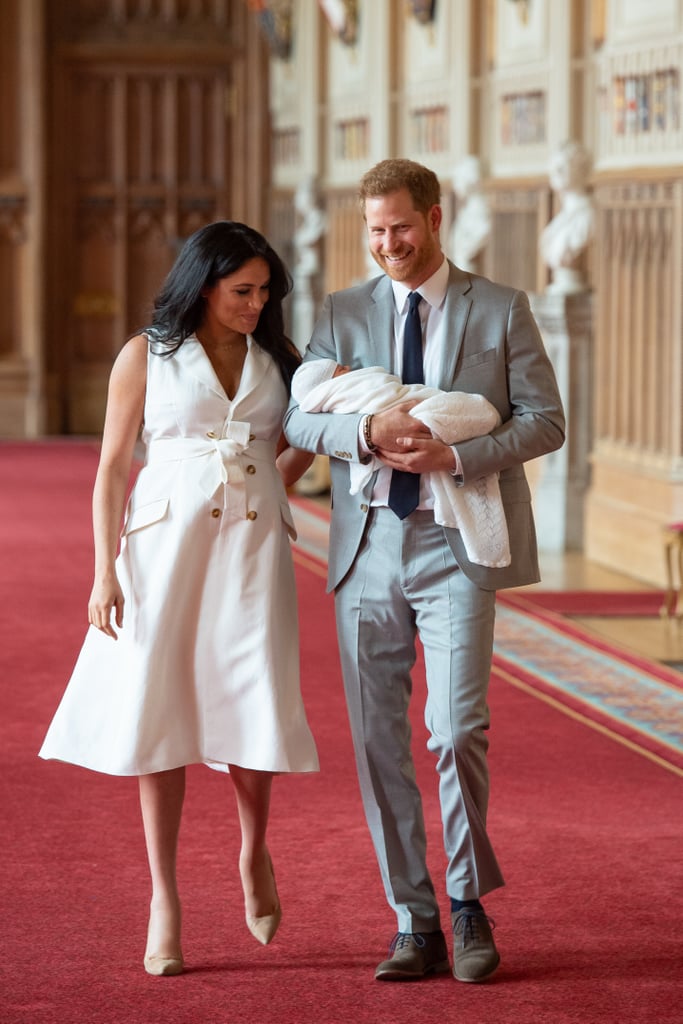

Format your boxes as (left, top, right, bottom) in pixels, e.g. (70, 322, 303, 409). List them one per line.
(438, 263, 473, 390)
(366, 264, 474, 384)
(367, 276, 396, 373)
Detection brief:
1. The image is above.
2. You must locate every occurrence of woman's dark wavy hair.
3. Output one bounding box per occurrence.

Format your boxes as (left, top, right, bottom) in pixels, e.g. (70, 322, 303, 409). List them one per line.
(145, 220, 299, 389)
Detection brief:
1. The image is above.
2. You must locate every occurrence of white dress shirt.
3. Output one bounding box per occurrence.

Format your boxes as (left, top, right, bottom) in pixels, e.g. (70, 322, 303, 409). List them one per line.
(361, 258, 462, 508)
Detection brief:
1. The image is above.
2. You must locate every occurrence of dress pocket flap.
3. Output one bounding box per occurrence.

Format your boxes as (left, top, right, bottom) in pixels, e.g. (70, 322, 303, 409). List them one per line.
(123, 498, 169, 536)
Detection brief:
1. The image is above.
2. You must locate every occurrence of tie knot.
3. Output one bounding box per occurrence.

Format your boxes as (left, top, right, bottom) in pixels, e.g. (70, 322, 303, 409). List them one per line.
(408, 291, 422, 311)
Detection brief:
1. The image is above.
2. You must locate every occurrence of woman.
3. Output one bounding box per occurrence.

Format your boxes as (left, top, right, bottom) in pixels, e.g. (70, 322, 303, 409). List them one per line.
(39, 221, 319, 976)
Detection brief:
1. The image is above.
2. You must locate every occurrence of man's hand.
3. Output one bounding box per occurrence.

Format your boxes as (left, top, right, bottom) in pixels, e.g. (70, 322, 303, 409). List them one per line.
(369, 401, 431, 451)
(377, 436, 456, 474)
(370, 402, 457, 474)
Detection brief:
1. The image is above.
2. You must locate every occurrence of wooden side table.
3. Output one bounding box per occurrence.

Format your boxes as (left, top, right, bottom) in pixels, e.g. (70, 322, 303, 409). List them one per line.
(661, 522, 683, 617)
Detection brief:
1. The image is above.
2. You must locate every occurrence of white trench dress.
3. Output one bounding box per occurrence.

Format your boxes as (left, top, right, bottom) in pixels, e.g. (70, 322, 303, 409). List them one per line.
(40, 336, 319, 776)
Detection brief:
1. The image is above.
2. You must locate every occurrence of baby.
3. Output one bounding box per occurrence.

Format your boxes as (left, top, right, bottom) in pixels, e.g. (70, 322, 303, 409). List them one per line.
(291, 359, 510, 568)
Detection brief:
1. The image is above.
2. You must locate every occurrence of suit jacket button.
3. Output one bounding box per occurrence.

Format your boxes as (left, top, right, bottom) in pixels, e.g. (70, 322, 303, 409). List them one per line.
(247, 510, 258, 521)
(360, 503, 369, 513)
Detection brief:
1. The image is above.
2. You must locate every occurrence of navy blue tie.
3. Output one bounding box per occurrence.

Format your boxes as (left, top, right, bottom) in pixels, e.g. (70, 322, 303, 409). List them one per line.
(388, 291, 423, 519)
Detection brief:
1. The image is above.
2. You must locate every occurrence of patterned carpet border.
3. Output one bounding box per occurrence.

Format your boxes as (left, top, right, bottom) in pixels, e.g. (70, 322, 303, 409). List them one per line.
(493, 601, 683, 775)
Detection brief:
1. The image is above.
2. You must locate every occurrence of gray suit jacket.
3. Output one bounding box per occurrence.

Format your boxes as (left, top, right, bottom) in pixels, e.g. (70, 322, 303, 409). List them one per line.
(284, 262, 565, 593)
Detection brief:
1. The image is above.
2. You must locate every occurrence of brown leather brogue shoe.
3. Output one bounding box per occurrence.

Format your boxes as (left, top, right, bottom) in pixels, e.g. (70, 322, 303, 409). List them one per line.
(375, 930, 450, 981)
(451, 909, 500, 982)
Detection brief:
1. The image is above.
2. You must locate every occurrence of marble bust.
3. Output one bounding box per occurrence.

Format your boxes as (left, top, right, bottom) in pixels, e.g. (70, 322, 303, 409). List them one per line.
(540, 141, 595, 294)
(293, 175, 326, 281)
(449, 155, 491, 272)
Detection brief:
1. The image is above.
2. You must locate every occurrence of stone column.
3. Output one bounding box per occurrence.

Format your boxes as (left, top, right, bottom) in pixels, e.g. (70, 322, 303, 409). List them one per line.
(528, 291, 593, 551)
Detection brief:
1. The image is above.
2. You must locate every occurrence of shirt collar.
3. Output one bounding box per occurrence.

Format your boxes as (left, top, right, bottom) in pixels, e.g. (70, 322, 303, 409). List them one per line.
(391, 257, 449, 312)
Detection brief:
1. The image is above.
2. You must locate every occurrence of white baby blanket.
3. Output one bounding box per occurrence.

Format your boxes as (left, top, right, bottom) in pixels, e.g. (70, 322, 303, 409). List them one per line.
(293, 363, 511, 568)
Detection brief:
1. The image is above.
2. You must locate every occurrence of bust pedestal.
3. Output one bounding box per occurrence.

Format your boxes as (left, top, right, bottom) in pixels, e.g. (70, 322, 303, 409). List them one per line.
(528, 291, 593, 551)
(292, 267, 331, 497)
(545, 265, 587, 295)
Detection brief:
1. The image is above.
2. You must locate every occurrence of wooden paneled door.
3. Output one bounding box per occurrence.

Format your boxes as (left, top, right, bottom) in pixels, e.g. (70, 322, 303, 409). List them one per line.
(45, 1, 270, 434)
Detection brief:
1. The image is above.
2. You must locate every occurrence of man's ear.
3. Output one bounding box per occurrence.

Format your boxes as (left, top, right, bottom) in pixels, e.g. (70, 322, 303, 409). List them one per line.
(430, 204, 443, 232)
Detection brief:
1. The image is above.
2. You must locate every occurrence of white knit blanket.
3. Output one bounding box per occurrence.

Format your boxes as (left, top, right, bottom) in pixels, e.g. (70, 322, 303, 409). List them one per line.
(293, 364, 511, 567)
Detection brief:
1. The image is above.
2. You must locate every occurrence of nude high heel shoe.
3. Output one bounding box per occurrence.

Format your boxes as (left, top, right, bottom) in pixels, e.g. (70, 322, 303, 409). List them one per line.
(243, 853, 282, 945)
(144, 904, 184, 976)
(246, 902, 282, 946)
(143, 954, 184, 977)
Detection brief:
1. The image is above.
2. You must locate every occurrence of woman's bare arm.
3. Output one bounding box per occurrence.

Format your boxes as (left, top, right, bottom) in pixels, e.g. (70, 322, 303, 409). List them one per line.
(88, 334, 147, 639)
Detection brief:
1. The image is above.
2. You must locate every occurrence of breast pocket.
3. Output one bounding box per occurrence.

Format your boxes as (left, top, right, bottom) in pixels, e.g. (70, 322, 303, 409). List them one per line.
(453, 347, 501, 395)
(458, 347, 497, 371)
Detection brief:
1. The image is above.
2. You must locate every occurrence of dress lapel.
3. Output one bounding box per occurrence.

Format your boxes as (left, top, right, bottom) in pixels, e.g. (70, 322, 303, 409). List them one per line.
(231, 336, 271, 414)
(181, 336, 227, 400)
(181, 334, 272, 410)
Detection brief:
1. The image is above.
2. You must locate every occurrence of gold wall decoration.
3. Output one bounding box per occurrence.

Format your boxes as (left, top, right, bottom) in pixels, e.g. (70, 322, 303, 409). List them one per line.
(0, 196, 27, 244)
(248, 0, 294, 61)
(406, 0, 437, 25)
(319, 0, 359, 47)
(73, 292, 120, 318)
(486, 0, 497, 68)
(591, 0, 607, 48)
(508, 0, 531, 27)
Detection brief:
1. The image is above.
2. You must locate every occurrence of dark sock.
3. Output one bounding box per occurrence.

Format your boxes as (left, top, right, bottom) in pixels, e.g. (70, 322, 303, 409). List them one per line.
(450, 898, 483, 914)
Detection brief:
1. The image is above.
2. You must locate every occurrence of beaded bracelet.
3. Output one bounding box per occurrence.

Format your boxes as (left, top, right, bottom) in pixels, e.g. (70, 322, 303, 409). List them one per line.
(363, 414, 377, 452)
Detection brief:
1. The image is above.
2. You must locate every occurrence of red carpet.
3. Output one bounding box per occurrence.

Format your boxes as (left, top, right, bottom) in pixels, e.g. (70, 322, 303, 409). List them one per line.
(1, 441, 682, 1024)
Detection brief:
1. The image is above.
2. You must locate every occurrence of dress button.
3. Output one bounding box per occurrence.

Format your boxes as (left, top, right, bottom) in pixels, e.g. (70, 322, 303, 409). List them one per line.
(246, 464, 256, 475)
(211, 508, 221, 518)
(206, 430, 217, 439)
(249, 433, 255, 441)
(246, 510, 258, 521)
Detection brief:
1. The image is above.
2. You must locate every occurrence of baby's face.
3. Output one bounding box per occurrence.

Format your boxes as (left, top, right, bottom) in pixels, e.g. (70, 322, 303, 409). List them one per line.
(333, 364, 351, 377)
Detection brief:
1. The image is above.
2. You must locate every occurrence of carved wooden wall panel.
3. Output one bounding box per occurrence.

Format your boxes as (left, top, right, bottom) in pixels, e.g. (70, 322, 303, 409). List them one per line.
(593, 181, 681, 463)
(0, 0, 44, 436)
(482, 183, 550, 294)
(0, 209, 23, 358)
(585, 176, 683, 585)
(0, 0, 20, 368)
(324, 191, 366, 295)
(43, 0, 269, 434)
(0, 5, 19, 183)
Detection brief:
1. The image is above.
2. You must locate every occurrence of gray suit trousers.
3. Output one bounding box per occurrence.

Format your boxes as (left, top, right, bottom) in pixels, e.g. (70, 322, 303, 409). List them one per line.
(335, 507, 505, 933)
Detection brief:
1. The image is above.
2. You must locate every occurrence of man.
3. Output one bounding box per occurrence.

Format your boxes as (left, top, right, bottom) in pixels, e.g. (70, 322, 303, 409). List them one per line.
(284, 158, 565, 983)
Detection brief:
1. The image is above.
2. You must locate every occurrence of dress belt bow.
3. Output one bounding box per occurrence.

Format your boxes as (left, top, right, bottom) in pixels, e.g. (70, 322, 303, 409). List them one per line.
(199, 422, 252, 500)
(145, 422, 267, 518)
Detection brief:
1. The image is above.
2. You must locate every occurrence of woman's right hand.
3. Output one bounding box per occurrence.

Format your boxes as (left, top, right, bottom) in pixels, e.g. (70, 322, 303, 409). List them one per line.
(88, 574, 125, 640)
